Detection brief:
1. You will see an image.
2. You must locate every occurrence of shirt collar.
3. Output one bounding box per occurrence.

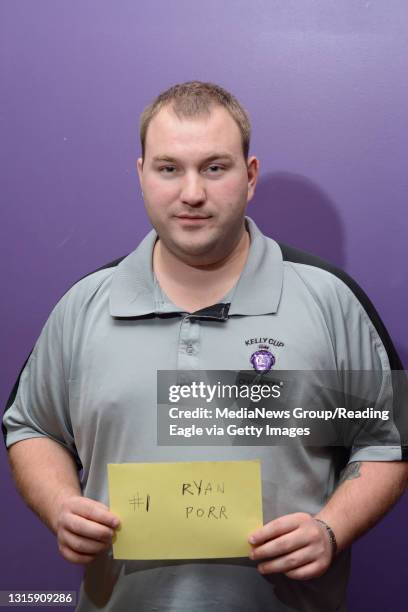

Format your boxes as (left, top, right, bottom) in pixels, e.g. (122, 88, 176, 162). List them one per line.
(109, 217, 283, 318)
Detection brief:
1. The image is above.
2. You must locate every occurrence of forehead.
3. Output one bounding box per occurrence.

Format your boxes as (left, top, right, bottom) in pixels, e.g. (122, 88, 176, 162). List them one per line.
(144, 105, 243, 159)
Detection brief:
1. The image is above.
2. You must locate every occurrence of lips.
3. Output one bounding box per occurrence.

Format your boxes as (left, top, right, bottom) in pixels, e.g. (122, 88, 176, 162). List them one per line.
(174, 215, 212, 226)
(175, 215, 211, 220)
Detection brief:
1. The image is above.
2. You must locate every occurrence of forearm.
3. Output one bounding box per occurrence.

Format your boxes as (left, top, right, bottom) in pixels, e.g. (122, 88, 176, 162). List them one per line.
(249, 459, 408, 580)
(8, 437, 119, 565)
(315, 460, 408, 552)
(8, 437, 81, 534)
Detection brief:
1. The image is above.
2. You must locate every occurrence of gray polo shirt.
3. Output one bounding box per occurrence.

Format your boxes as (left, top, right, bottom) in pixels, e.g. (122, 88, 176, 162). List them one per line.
(3, 217, 404, 612)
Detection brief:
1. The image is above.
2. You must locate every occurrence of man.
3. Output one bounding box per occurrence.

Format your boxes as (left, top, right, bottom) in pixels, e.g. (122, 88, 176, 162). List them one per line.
(3, 81, 407, 611)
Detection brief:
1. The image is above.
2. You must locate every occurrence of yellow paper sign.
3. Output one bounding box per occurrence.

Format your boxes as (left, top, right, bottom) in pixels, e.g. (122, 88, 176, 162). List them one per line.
(108, 460, 263, 560)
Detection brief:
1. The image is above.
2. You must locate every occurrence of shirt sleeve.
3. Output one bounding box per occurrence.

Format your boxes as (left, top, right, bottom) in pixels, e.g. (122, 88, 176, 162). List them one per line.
(2, 291, 80, 466)
(326, 274, 406, 463)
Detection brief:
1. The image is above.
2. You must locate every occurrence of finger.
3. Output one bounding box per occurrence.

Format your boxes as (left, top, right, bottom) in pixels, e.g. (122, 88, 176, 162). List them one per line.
(249, 513, 309, 546)
(67, 497, 120, 528)
(285, 560, 328, 581)
(58, 543, 96, 565)
(63, 513, 115, 543)
(257, 545, 316, 575)
(250, 529, 311, 561)
(60, 530, 111, 556)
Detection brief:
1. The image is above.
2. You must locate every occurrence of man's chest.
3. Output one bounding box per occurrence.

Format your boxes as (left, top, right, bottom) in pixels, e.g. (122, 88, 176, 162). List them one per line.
(68, 305, 336, 434)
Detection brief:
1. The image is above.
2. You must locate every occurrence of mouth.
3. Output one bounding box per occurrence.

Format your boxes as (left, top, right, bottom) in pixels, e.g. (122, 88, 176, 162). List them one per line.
(175, 215, 212, 223)
(176, 214, 211, 219)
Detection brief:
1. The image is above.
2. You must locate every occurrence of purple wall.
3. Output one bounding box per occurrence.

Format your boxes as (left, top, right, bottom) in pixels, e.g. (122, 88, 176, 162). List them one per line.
(1, 1, 407, 609)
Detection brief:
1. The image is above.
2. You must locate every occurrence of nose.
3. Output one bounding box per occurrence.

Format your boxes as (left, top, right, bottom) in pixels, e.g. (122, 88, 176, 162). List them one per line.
(180, 172, 206, 206)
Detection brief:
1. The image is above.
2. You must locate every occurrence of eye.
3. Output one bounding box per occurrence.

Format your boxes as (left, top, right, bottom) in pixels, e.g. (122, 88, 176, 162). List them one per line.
(159, 165, 177, 174)
(206, 164, 224, 174)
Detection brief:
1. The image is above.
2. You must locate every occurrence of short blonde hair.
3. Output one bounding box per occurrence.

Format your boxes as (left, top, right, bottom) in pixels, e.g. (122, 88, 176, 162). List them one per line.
(140, 81, 251, 160)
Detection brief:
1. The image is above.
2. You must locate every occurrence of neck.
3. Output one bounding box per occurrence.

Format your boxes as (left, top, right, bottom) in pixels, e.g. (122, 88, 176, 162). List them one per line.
(153, 229, 250, 313)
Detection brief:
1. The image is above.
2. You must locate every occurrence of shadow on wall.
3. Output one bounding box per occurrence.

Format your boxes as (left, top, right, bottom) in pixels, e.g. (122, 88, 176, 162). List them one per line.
(249, 171, 408, 369)
(249, 171, 346, 269)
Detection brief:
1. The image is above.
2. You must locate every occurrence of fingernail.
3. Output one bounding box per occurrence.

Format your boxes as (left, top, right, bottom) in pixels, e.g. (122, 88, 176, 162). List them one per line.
(249, 536, 256, 544)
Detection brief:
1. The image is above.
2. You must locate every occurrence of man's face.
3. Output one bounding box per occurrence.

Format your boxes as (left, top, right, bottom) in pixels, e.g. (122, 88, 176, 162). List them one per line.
(137, 105, 259, 266)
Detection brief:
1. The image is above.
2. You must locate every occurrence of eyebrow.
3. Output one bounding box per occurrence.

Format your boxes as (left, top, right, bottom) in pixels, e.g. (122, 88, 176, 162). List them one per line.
(151, 153, 236, 164)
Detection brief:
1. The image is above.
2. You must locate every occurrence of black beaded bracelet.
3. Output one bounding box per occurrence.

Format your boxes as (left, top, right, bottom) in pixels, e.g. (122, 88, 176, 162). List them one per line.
(314, 518, 338, 558)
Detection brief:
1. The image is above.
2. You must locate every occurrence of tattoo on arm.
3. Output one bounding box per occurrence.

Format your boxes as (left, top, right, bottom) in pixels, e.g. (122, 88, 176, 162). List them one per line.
(338, 461, 362, 485)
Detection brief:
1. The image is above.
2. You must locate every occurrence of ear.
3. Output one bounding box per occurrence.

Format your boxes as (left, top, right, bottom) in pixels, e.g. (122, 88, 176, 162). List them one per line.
(136, 157, 144, 185)
(246, 156, 260, 203)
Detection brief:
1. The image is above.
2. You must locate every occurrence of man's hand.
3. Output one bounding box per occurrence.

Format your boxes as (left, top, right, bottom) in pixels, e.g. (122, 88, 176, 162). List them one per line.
(8, 439, 121, 565)
(248, 512, 333, 580)
(55, 495, 120, 565)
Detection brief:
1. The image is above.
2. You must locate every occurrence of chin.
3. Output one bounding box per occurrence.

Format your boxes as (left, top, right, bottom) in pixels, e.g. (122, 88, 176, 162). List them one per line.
(174, 241, 220, 264)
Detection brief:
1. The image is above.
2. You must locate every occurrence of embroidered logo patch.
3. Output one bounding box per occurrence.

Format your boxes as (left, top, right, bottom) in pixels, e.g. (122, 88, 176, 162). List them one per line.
(250, 346, 276, 373)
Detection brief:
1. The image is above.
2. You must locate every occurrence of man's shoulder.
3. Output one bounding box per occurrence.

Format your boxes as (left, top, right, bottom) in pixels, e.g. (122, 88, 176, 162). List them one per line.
(54, 253, 130, 315)
(278, 241, 374, 312)
(276, 241, 402, 370)
(279, 242, 356, 294)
